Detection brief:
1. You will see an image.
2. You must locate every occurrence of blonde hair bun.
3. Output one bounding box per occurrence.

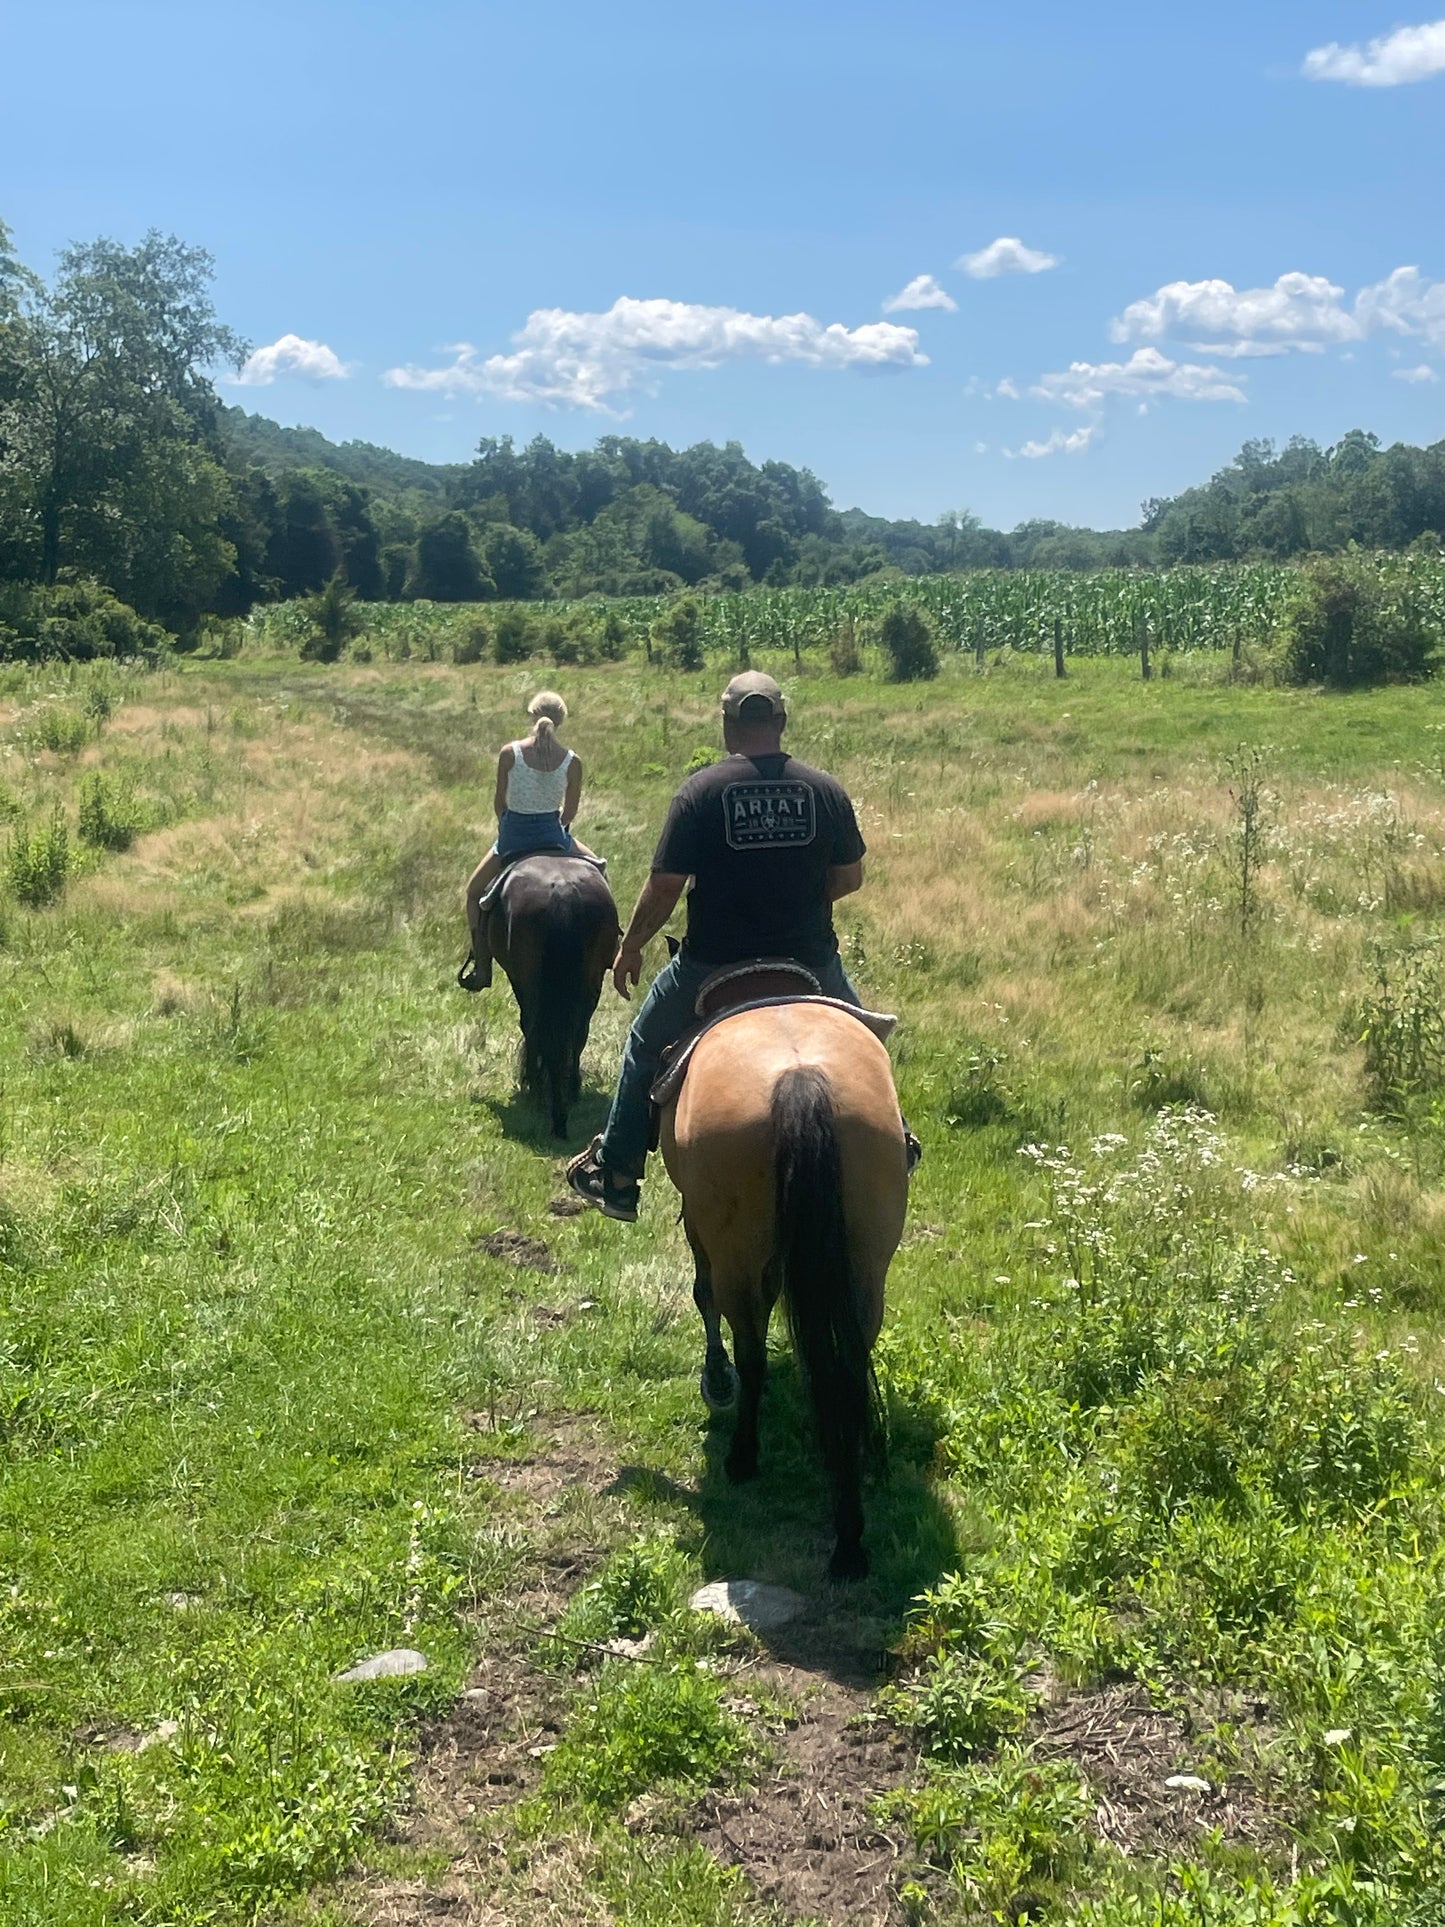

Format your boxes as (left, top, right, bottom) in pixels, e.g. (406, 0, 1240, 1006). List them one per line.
(527, 690, 567, 735)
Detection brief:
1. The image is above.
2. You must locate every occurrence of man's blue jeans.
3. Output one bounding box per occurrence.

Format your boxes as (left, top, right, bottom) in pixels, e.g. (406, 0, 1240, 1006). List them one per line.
(598, 950, 861, 1177)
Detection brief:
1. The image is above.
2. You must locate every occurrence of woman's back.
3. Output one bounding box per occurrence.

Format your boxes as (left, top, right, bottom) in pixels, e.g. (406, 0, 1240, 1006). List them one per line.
(506, 740, 573, 814)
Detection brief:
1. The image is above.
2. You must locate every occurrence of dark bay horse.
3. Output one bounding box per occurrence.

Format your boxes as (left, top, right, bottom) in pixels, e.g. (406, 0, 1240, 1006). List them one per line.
(487, 857, 619, 1137)
(660, 1001, 908, 1579)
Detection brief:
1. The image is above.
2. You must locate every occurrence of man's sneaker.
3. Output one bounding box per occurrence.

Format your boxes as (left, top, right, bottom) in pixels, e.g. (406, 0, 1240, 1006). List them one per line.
(565, 1138, 640, 1222)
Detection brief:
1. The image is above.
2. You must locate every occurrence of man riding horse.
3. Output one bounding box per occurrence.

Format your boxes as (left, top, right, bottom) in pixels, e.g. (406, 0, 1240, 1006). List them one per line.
(567, 671, 918, 1221)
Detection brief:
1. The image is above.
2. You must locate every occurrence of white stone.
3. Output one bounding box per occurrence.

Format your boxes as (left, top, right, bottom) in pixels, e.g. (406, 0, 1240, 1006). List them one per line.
(688, 1580, 806, 1631)
(1164, 1773, 1211, 1794)
(335, 1647, 429, 1682)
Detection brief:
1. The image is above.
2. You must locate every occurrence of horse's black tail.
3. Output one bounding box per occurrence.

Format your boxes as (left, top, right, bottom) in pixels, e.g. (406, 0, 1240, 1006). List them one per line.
(534, 888, 589, 1134)
(771, 1066, 880, 1575)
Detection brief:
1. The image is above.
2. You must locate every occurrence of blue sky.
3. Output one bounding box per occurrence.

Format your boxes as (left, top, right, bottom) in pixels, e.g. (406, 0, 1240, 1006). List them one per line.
(5, 0, 1443, 529)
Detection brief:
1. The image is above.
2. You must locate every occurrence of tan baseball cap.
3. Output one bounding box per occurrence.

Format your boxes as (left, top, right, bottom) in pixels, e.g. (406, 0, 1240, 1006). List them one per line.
(720, 671, 787, 720)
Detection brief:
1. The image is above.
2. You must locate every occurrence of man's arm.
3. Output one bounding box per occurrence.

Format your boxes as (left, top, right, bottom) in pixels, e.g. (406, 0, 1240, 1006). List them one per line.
(613, 871, 688, 998)
(827, 859, 864, 903)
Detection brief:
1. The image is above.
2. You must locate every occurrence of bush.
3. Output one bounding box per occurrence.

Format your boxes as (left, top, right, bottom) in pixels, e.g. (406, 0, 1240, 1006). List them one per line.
(653, 597, 705, 671)
(829, 620, 862, 676)
(9, 808, 70, 906)
(299, 572, 361, 663)
(452, 620, 490, 665)
(0, 579, 170, 663)
(879, 603, 939, 682)
(599, 610, 628, 661)
(492, 608, 532, 664)
(78, 772, 142, 852)
(25, 705, 89, 755)
(1284, 553, 1440, 688)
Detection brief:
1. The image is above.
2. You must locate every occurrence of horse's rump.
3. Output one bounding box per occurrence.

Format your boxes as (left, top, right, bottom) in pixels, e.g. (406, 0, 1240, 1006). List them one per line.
(664, 1001, 907, 1282)
(489, 855, 619, 1135)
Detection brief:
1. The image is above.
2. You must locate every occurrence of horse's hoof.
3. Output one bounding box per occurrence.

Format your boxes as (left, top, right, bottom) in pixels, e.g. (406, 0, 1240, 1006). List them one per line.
(725, 1447, 759, 1484)
(700, 1359, 739, 1414)
(827, 1542, 869, 1583)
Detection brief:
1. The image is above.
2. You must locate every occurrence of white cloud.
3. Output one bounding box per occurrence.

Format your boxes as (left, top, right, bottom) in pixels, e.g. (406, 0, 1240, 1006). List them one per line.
(1394, 362, 1440, 383)
(995, 376, 1020, 399)
(1304, 18, 1445, 86)
(234, 334, 353, 385)
(883, 273, 956, 313)
(1111, 265, 1445, 358)
(957, 236, 1059, 279)
(1356, 265, 1445, 349)
(383, 296, 927, 411)
(1111, 273, 1357, 354)
(1004, 423, 1099, 460)
(1031, 347, 1247, 409)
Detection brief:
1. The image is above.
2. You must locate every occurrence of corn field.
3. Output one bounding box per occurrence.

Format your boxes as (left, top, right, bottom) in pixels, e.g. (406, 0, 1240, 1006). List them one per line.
(244, 551, 1445, 664)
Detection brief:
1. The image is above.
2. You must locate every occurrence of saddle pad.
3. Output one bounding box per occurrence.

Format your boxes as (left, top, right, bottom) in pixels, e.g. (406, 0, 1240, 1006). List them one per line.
(650, 995, 898, 1111)
(482, 850, 602, 912)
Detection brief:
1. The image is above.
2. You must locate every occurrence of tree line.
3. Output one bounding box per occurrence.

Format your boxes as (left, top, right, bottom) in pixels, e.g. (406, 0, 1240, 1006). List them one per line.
(2, 220, 1443, 650)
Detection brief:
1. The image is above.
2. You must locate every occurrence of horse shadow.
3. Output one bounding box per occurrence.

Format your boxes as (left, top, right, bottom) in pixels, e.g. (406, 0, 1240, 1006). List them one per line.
(481, 1085, 611, 1153)
(608, 1357, 961, 1688)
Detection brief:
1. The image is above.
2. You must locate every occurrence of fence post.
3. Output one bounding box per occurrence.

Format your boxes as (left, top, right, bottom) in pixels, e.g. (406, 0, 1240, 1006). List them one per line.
(1053, 614, 1066, 679)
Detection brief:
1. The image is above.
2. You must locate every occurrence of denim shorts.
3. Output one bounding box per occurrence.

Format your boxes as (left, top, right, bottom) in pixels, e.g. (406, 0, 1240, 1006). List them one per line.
(492, 809, 576, 859)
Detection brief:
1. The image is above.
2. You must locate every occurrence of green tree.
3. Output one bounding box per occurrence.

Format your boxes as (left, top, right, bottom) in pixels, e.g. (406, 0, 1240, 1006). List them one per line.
(0, 230, 246, 619)
(411, 513, 491, 601)
(266, 471, 342, 598)
(482, 522, 546, 600)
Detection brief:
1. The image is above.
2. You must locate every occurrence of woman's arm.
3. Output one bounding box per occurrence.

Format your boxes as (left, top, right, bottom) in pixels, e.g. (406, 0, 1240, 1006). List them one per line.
(561, 754, 583, 829)
(493, 747, 513, 824)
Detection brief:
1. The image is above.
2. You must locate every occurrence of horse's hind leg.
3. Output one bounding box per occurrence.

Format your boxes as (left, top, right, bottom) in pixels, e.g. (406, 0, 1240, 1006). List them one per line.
(687, 1227, 739, 1414)
(725, 1301, 768, 1484)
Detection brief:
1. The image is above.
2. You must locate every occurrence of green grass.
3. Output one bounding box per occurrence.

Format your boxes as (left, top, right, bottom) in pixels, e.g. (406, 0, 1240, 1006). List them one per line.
(2, 648, 1445, 1923)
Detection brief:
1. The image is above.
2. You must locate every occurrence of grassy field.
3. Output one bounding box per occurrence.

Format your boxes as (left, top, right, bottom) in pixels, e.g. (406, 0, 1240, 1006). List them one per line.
(4, 646, 1445, 1925)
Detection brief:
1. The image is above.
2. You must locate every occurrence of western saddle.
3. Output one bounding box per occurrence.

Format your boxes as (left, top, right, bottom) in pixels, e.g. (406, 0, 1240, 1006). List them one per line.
(648, 958, 897, 1115)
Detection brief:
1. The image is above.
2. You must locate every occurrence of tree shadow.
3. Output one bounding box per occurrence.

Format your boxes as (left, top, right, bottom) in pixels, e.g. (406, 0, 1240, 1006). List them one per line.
(607, 1355, 960, 1689)
(481, 1085, 611, 1154)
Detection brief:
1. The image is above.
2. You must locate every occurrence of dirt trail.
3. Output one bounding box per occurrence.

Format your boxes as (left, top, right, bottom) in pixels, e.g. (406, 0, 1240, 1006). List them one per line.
(355, 1415, 931, 1927)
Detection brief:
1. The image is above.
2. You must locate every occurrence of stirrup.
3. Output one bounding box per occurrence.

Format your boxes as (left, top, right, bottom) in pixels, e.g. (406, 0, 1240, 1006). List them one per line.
(457, 950, 491, 992)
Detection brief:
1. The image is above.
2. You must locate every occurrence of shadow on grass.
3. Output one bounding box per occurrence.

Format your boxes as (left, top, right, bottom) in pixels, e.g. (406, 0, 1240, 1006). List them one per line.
(483, 1085, 612, 1155)
(609, 1356, 960, 1687)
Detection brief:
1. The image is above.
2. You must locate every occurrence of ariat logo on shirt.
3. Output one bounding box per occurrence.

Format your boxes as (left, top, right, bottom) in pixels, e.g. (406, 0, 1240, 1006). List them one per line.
(722, 781, 817, 850)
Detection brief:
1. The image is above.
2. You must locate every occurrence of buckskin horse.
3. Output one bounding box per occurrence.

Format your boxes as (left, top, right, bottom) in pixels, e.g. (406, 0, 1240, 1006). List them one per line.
(482, 856, 619, 1138)
(656, 964, 908, 1580)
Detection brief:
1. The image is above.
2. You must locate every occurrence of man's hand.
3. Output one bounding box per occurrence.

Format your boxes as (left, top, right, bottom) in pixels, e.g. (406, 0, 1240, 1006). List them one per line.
(611, 873, 689, 999)
(613, 943, 645, 999)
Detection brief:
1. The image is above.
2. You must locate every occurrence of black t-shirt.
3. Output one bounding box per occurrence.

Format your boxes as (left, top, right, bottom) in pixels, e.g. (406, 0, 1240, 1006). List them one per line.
(651, 752, 866, 967)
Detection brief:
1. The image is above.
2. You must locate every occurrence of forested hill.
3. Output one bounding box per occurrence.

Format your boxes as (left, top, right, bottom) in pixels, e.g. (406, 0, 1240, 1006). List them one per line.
(221, 408, 462, 497)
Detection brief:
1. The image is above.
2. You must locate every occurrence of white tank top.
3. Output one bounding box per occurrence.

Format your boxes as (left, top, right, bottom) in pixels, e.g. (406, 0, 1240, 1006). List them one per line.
(505, 742, 572, 814)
